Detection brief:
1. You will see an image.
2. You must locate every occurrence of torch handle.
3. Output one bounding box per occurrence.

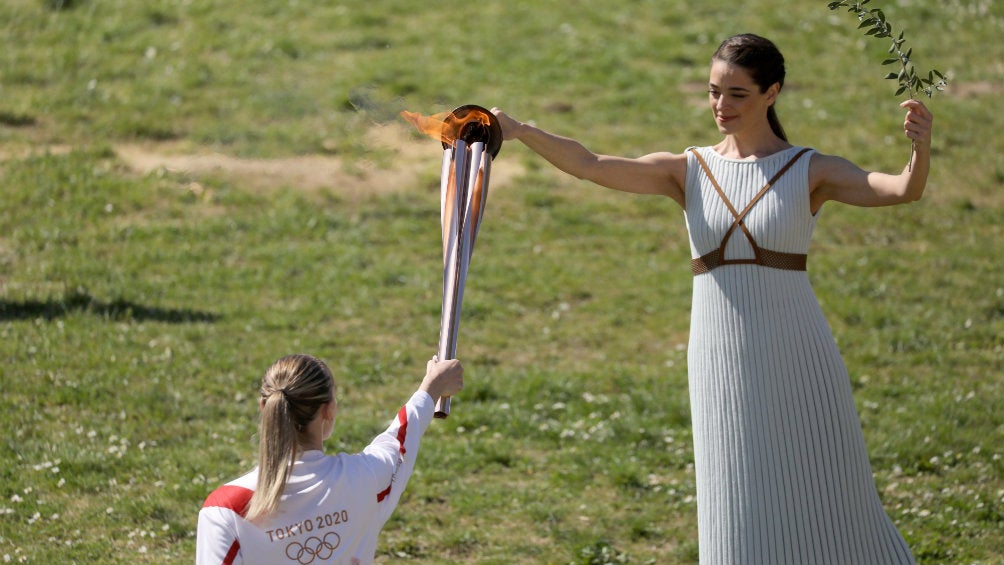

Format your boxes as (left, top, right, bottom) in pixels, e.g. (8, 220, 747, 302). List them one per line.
(435, 234, 465, 419)
(435, 284, 458, 419)
(434, 396, 452, 418)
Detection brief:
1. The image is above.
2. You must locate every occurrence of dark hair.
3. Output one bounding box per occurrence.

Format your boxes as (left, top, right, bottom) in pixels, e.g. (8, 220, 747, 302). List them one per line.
(712, 33, 788, 141)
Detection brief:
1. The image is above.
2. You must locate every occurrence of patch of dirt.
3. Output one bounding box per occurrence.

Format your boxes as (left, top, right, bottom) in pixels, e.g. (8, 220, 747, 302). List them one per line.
(946, 80, 1004, 99)
(114, 123, 522, 199)
(0, 143, 74, 161)
(679, 81, 711, 109)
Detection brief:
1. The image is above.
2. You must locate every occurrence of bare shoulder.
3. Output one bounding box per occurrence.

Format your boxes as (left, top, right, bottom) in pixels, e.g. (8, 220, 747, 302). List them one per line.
(640, 151, 688, 204)
(808, 151, 863, 190)
(808, 150, 851, 171)
(639, 150, 688, 182)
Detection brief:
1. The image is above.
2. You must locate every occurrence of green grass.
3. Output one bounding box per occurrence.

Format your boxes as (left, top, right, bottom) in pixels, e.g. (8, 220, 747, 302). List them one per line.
(2, 0, 1003, 563)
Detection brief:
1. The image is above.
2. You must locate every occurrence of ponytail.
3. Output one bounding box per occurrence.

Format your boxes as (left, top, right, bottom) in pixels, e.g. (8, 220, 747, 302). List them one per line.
(246, 391, 299, 521)
(767, 106, 787, 142)
(246, 355, 334, 522)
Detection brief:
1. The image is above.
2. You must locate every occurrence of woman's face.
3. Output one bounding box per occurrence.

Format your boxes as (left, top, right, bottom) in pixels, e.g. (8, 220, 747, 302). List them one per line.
(707, 60, 779, 136)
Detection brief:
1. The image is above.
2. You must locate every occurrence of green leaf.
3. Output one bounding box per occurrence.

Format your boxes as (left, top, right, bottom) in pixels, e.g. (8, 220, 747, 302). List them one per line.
(829, 0, 946, 99)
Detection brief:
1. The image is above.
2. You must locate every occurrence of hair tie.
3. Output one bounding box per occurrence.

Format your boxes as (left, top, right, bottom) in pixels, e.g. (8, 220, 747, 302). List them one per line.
(266, 387, 290, 400)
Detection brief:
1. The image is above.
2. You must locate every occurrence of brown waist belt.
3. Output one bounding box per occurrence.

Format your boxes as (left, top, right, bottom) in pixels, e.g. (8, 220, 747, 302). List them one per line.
(691, 248, 807, 275)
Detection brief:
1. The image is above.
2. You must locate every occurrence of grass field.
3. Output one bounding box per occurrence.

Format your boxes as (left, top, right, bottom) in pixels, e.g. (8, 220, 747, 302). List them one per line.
(1, 0, 1002, 563)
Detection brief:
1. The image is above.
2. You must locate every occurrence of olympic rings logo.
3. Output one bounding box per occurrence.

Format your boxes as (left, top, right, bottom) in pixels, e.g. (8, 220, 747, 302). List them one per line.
(285, 532, 342, 564)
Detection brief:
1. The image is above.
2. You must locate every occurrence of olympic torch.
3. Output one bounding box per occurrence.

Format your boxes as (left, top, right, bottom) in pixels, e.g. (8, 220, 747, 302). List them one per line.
(401, 105, 502, 418)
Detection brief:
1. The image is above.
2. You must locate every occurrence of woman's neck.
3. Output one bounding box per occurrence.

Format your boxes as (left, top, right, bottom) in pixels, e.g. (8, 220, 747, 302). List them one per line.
(714, 134, 790, 160)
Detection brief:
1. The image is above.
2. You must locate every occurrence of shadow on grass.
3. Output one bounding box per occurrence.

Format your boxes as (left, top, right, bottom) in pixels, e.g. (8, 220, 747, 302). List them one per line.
(0, 290, 220, 323)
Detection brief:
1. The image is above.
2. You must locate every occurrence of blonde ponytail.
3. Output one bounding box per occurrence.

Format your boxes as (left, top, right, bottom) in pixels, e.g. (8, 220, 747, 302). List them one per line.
(245, 354, 334, 522)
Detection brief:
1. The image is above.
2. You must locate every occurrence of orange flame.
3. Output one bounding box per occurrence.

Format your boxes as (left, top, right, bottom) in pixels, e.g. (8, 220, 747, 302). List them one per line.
(400, 110, 451, 143)
(400, 108, 493, 145)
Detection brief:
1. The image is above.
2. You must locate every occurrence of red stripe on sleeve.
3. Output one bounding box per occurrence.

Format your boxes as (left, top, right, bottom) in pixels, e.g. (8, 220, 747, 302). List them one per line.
(223, 540, 241, 565)
(203, 485, 254, 517)
(395, 405, 409, 456)
(202, 486, 253, 564)
(376, 405, 411, 502)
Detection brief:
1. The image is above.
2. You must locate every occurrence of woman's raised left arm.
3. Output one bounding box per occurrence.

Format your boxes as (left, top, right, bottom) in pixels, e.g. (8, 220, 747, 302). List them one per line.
(810, 99, 933, 212)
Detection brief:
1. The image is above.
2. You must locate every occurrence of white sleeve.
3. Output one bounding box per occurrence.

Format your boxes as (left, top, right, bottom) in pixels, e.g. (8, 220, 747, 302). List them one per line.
(374, 390, 435, 514)
(195, 507, 242, 565)
(352, 390, 436, 559)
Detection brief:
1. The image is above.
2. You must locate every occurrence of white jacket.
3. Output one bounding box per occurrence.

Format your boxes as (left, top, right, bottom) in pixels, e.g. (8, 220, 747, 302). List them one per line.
(196, 391, 435, 565)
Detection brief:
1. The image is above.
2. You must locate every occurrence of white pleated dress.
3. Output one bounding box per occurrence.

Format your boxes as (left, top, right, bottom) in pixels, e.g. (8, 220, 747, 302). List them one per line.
(683, 146, 915, 565)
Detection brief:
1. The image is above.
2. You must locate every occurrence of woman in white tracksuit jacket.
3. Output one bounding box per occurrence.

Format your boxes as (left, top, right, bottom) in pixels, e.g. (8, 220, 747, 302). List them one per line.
(196, 354, 463, 565)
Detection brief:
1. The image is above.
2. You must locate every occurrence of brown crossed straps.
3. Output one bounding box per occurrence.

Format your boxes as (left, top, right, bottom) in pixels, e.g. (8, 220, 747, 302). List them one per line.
(689, 147, 813, 275)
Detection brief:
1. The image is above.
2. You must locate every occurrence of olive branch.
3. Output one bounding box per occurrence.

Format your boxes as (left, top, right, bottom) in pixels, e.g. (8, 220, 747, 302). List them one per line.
(827, 0, 948, 98)
(827, 0, 947, 169)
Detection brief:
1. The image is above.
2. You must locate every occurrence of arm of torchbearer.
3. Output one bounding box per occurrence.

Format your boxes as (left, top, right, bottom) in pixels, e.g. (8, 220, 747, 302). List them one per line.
(433, 105, 502, 418)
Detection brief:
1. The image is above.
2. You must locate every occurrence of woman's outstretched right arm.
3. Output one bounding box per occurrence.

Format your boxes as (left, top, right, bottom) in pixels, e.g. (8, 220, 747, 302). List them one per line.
(491, 108, 686, 207)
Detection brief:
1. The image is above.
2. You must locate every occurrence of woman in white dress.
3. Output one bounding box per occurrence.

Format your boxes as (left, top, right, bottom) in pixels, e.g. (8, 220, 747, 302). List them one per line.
(491, 33, 933, 564)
